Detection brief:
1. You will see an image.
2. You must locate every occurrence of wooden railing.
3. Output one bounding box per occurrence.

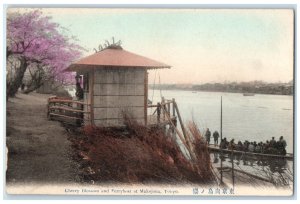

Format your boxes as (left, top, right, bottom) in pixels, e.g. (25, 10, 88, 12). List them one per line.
(148, 98, 176, 123)
(148, 97, 193, 159)
(47, 96, 91, 126)
(148, 98, 184, 137)
(148, 98, 182, 123)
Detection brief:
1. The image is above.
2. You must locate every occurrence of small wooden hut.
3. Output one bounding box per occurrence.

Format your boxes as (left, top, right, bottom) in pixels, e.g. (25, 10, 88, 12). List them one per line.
(66, 46, 171, 127)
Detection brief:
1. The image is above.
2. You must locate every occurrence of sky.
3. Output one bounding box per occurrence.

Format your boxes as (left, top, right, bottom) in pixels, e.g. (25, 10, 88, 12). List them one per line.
(8, 8, 294, 84)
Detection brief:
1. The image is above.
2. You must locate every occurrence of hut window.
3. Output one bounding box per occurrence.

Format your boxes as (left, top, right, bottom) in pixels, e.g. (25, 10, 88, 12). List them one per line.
(83, 73, 89, 92)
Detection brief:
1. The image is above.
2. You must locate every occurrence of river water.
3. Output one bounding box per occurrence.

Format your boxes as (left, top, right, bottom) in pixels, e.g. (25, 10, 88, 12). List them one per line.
(149, 89, 294, 154)
(150, 89, 294, 186)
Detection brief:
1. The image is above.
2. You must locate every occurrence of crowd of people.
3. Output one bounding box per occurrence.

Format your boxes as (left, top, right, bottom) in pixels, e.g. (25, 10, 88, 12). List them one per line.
(204, 128, 287, 155)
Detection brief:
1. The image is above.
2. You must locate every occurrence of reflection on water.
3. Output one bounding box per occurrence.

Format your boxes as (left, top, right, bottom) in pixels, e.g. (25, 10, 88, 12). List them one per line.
(211, 152, 293, 186)
(213, 153, 219, 163)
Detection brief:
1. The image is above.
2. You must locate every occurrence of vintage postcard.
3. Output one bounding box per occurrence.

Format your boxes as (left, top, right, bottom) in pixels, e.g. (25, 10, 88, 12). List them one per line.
(5, 7, 294, 197)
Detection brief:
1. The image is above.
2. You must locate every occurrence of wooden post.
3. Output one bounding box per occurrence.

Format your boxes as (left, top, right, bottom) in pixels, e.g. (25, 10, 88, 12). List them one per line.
(144, 70, 148, 126)
(157, 102, 161, 123)
(220, 96, 223, 184)
(172, 98, 175, 117)
(221, 96, 223, 146)
(89, 69, 95, 125)
(161, 105, 195, 161)
(162, 97, 165, 121)
(167, 102, 170, 117)
(171, 98, 176, 135)
(173, 100, 195, 159)
(173, 101, 188, 142)
(231, 150, 235, 188)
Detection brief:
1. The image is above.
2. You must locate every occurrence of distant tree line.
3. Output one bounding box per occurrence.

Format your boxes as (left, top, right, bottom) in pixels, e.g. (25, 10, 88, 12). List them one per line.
(150, 81, 293, 95)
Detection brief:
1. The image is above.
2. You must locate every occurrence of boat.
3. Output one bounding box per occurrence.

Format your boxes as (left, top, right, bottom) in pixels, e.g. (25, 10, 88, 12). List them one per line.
(207, 145, 293, 161)
(243, 93, 255, 96)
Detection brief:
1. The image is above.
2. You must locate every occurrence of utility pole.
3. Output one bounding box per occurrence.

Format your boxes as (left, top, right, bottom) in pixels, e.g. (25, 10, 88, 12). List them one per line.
(220, 96, 223, 184)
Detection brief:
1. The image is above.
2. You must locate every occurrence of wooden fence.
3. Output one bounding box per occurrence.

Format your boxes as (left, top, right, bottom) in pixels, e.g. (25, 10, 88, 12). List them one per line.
(47, 96, 91, 126)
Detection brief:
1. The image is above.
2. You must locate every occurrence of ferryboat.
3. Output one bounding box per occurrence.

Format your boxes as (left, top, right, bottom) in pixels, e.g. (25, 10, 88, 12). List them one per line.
(207, 144, 293, 161)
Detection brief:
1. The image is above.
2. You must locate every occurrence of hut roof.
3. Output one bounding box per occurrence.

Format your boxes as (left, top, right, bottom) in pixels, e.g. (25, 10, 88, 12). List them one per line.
(66, 48, 171, 71)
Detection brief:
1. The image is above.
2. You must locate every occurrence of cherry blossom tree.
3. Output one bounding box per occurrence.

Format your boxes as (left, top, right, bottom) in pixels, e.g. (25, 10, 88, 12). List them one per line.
(6, 9, 84, 97)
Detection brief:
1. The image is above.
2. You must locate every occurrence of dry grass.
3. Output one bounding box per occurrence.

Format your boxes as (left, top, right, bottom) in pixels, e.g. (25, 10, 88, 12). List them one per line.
(70, 116, 216, 184)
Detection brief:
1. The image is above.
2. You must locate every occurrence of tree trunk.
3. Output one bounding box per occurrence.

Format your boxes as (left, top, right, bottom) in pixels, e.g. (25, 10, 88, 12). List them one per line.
(7, 57, 28, 97)
(23, 67, 46, 94)
(23, 82, 44, 94)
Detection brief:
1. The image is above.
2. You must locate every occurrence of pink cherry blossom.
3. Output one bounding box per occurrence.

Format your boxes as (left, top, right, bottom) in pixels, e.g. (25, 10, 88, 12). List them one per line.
(7, 9, 85, 93)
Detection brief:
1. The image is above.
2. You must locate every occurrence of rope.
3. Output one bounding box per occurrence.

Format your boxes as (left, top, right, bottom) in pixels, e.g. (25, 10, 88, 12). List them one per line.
(158, 71, 163, 100)
(151, 69, 157, 104)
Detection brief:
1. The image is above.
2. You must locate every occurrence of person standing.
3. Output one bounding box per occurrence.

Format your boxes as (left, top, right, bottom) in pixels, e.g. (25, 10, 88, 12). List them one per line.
(228, 139, 236, 150)
(205, 128, 211, 145)
(213, 130, 220, 146)
(270, 137, 276, 148)
(75, 82, 84, 126)
(220, 139, 226, 149)
(75, 82, 84, 100)
(248, 142, 255, 152)
(278, 136, 287, 155)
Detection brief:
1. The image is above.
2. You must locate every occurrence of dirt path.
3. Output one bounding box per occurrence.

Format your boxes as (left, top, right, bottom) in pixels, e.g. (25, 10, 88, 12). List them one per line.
(6, 92, 79, 185)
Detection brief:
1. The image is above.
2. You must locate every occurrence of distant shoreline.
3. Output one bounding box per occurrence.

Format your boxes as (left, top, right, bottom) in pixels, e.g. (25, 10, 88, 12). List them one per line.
(150, 88, 293, 96)
(149, 82, 293, 96)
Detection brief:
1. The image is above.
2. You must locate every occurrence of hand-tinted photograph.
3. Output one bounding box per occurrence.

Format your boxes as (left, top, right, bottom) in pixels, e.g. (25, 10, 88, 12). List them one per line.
(5, 7, 294, 196)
